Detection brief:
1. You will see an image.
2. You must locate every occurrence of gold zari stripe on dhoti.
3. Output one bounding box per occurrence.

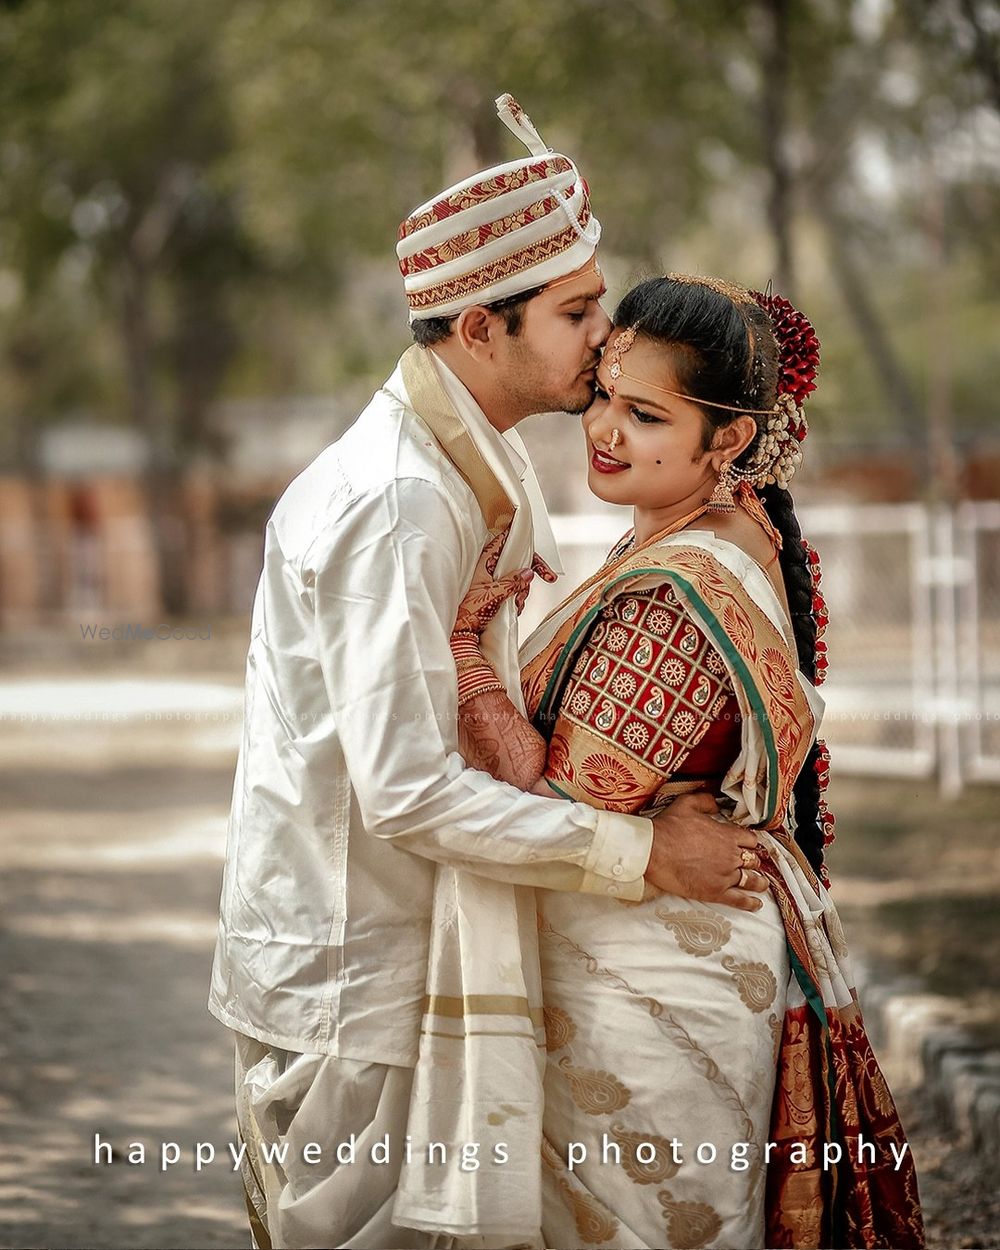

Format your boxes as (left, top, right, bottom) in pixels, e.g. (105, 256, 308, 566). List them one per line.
(424, 992, 544, 1028)
(422, 1028, 541, 1044)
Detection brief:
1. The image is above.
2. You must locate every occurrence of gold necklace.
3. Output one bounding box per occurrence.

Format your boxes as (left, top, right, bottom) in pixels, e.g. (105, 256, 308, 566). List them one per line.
(543, 501, 711, 626)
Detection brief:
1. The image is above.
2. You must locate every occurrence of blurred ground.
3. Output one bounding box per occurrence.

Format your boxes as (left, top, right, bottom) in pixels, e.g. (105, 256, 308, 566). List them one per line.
(0, 625, 998, 1249)
(830, 778, 1000, 1250)
(0, 634, 247, 1250)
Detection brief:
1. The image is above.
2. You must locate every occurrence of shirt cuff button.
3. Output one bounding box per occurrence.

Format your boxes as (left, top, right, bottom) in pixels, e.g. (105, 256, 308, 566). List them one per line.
(611, 863, 625, 877)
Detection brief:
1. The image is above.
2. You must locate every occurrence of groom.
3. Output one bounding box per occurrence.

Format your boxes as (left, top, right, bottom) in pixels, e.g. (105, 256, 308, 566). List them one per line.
(209, 95, 765, 1250)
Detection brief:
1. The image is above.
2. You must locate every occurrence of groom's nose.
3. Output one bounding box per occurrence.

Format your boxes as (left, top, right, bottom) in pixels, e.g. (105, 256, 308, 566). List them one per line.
(588, 302, 613, 350)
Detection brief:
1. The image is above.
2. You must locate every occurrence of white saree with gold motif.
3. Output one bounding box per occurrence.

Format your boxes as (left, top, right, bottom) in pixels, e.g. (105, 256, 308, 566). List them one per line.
(518, 533, 923, 1250)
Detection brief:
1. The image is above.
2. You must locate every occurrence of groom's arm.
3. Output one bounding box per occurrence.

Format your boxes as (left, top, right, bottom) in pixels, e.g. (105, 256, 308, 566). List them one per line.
(308, 474, 652, 900)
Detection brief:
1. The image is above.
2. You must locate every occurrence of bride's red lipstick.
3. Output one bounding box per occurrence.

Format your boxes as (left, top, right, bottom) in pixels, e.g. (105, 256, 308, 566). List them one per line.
(591, 446, 629, 474)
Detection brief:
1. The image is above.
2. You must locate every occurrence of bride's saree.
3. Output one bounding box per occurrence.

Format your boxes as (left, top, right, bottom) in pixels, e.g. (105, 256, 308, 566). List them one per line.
(520, 532, 924, 1249)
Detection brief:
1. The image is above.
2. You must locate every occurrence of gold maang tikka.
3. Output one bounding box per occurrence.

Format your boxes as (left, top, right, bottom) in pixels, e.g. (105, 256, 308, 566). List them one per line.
(603, 325, 637, 397)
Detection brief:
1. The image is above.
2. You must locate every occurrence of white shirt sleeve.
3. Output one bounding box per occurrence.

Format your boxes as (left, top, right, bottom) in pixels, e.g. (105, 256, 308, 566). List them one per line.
(307, 475, 652, 900)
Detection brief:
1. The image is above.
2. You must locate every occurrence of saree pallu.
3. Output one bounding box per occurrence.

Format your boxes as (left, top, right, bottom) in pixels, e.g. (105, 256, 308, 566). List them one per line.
(520, 532, 924, 1249)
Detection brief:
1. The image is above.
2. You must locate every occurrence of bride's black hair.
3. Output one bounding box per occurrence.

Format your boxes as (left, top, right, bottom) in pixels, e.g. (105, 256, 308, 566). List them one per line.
(614, 277, 825, 876)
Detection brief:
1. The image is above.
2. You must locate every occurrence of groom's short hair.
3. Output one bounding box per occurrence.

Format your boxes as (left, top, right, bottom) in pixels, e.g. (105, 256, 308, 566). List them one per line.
(409, 285, 545, 347)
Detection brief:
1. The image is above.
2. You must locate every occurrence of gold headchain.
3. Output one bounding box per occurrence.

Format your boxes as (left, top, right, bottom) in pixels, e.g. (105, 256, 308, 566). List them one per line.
(602, 324, 775, 416)
(665, 272, 753, 305)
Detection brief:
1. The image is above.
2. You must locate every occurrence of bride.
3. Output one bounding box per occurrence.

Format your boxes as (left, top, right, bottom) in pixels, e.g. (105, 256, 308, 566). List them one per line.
(450, 273, 925, 1249)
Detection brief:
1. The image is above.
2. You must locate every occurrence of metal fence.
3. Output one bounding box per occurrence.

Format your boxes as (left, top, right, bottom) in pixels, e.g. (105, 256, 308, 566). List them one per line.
(522, 502, 1000, 795)
(958, 501, 1000, 787)
(5, 489, 998, 794)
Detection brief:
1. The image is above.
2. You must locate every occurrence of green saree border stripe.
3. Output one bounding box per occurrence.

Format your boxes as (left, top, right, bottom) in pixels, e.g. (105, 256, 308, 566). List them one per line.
(788, 942, 827, 1031)
(544, 780, 574, 802)
(658, 568, 780, 826)
(535, 562, 782, 824)
(537, 603, 604, 723)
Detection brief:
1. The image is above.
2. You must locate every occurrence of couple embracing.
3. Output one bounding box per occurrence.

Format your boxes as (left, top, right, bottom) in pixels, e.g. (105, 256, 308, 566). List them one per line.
(208, 96, 924, 1250)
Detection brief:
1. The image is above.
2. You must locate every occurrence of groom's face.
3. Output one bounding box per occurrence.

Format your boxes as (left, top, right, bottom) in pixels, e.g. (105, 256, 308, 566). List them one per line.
(495, 260, 611, 418)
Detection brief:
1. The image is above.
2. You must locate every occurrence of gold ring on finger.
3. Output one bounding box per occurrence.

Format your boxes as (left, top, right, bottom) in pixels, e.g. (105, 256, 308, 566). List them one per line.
(740, 847, 756, 868)
(737, 867, 750, 890)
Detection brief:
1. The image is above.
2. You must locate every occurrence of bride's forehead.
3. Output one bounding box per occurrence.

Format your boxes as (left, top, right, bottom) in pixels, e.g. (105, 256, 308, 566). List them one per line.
(602, 334, 687, 386)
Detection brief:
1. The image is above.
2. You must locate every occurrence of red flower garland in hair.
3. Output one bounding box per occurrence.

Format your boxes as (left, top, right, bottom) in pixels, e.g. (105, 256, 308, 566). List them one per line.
(749, 286, 831, 881)
(814, 739, 836, 889)
(801, 538, 829, 685)
(748, 289, 821, 408)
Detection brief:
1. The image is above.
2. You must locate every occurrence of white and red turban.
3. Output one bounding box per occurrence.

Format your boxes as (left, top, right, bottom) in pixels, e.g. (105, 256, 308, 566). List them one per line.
(397, 94, 601, 322)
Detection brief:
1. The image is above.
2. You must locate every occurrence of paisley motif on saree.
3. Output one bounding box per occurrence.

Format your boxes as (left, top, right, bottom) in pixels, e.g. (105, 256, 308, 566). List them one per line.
(538, 580, 738, 813)
(520, 531, 924, 1248)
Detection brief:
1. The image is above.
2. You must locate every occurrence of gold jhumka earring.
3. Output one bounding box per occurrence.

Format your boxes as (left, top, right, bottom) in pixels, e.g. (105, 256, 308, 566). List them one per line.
(707, 461, 738, 514)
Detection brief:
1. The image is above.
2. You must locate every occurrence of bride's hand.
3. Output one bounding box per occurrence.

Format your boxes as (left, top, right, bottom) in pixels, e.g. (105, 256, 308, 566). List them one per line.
(454, 526, 535, 635)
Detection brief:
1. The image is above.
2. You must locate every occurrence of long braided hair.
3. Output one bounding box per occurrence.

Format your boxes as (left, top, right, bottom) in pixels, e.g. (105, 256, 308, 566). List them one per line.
(614, 277, 832, 877)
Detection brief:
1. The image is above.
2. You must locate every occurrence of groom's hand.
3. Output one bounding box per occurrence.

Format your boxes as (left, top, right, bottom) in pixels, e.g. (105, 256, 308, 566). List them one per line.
(645, 792, 768, 912)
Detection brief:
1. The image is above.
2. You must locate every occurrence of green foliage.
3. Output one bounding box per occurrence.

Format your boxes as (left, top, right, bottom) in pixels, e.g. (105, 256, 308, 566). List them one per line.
(0, 0, 998, 469)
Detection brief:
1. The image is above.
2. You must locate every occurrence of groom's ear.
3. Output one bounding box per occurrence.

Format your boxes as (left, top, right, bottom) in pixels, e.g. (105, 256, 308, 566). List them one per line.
(454, 306, 498, 361)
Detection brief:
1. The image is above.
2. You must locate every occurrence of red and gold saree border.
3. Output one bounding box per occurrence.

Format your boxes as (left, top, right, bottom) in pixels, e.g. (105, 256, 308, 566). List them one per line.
(524, 543, 815, 831)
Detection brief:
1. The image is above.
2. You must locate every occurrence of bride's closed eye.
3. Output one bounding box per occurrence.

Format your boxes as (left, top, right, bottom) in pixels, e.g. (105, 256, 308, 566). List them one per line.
(631, 406, 664, 425)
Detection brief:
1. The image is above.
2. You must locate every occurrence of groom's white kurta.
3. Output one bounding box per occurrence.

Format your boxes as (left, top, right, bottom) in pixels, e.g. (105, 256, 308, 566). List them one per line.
(209, 350, 652, 1246)
(209, 352, 651, 1064)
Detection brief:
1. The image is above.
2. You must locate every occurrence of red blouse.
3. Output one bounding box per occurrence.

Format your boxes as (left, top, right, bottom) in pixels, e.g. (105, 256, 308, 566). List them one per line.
(541, 581, 742, 813)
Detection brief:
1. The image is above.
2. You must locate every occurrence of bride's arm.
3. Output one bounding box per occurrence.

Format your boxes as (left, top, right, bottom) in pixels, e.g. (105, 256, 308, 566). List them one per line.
(456, 683, 550, 794)
(451, 527, 555, 794)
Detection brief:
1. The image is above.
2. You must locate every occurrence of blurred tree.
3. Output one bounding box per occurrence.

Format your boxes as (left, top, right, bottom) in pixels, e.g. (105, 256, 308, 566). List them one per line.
(217, 0, 733, 270)
(0, 0, 264, 608)
(907, 0, 1000, 116)
(217, 0, 997, 457)
(1, 0, 998, 614)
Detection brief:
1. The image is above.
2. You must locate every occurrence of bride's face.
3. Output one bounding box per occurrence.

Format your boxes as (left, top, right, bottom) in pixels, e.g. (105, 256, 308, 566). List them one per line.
(582, 331, 719, 512)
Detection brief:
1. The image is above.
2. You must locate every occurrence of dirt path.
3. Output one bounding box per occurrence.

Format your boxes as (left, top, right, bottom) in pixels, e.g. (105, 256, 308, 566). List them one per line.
(0, 680, 247, 1250)
(0, 673, 996, 1248)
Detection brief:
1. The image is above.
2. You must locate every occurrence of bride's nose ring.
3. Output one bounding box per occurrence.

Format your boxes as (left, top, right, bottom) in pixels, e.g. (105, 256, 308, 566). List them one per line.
(609, 429, 621, 453)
